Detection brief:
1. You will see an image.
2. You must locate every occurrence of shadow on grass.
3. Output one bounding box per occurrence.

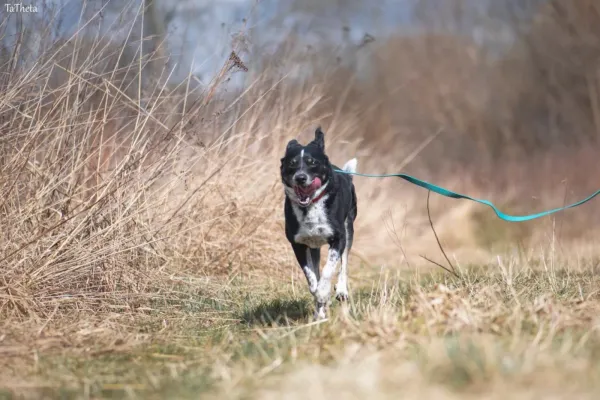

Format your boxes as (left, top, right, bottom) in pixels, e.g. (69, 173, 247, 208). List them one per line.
(240, 298, 312, 326)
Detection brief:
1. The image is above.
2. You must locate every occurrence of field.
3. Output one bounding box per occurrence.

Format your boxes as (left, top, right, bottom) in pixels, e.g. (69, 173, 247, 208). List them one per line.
(5, 265, 600, 399)
(2, 1, 600, 398)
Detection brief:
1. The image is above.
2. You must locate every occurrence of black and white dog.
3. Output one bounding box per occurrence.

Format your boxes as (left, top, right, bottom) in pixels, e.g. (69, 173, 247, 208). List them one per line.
(280, 127, 358, 319)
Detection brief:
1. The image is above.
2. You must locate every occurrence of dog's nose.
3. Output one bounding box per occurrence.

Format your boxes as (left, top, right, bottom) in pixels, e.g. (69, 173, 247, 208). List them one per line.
(295, 173, 308, 185)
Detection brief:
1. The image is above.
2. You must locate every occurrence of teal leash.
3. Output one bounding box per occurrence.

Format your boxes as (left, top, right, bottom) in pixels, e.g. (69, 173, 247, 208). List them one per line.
(334, 169, 600, 222)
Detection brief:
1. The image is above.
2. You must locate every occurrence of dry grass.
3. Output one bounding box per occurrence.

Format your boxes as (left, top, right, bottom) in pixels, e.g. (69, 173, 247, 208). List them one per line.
(4, 263, 600, 399)
(2, 1, 600, 398)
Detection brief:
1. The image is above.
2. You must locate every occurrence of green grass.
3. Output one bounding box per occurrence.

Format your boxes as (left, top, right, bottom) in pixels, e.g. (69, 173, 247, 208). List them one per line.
(4, 263, 600, 399)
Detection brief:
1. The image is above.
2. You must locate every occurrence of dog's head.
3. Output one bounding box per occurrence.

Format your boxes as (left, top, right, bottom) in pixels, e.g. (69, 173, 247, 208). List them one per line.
(280, 127, 331, 207)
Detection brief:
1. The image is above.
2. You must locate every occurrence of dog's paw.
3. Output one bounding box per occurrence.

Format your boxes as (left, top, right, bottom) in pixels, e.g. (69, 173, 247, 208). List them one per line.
(334, 284, 348, 302)
(315, 281, 332, 305)
(313, 304, 327, 320)
(335, 291, 348, 302)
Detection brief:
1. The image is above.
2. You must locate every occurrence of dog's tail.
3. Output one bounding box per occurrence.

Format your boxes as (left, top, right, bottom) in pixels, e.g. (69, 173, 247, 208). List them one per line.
(342, 158, 358, 173)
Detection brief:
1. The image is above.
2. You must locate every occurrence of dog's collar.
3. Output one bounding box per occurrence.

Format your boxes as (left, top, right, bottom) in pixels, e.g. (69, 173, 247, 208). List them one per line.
(310, 189, 327, 204)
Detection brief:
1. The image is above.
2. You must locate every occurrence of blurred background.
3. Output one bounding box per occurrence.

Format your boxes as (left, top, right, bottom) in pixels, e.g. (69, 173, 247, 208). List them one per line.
(2, 1, 548, 85)
(2, 0, 600, 277)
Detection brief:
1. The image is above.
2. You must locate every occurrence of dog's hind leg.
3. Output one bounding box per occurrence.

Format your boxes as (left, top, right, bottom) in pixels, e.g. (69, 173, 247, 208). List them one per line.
(335, 219, 352, 301)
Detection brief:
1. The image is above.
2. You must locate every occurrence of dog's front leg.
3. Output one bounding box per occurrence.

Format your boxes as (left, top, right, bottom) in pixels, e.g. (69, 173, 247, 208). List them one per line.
(291, 243, 319, 296)
(315, 239, 345, 319)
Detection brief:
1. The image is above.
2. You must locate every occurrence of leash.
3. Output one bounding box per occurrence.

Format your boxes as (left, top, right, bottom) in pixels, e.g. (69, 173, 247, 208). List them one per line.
(334, 169, 600, 222)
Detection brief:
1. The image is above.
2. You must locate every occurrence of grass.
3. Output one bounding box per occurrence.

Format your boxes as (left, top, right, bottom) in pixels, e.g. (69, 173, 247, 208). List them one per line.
(4, 262, 600, 399)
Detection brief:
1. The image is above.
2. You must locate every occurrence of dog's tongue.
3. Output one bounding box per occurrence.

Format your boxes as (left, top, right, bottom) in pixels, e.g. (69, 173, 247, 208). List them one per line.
(295, 177, 322, 197)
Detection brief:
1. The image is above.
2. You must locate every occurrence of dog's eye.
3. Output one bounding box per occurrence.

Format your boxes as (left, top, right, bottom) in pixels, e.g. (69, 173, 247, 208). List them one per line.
(306, 158, 315, 165)
(288, 159, 298, 167)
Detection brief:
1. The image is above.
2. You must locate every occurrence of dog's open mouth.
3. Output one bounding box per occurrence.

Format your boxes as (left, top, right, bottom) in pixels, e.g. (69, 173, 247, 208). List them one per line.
(294, 177, 322, 206)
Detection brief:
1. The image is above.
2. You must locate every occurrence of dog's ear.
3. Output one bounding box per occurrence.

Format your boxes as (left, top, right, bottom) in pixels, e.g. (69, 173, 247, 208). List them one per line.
(286, 139, 300, 153)
(314, 127, 325, 151)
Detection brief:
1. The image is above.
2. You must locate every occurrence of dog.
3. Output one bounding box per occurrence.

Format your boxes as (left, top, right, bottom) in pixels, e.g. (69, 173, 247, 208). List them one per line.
(280, 127, 358, 319)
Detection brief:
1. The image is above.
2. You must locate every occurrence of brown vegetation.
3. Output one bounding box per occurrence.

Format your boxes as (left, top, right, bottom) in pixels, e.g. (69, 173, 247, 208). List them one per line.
(1, 0, 600, 397)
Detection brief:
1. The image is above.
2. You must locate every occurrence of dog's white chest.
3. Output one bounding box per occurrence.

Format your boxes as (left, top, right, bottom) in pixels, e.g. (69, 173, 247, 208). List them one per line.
(293, 201, 333, 249)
